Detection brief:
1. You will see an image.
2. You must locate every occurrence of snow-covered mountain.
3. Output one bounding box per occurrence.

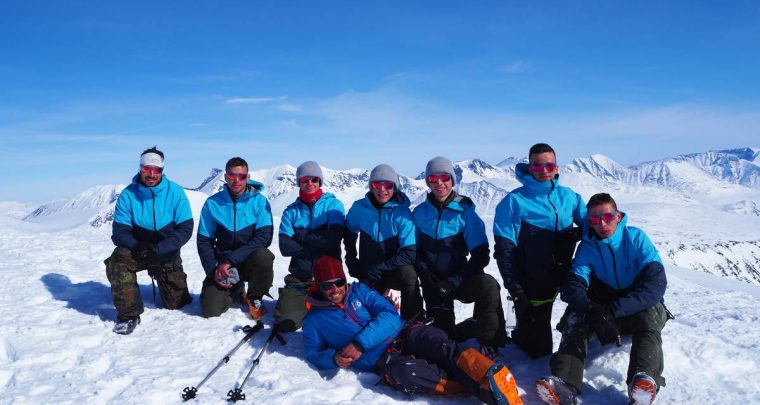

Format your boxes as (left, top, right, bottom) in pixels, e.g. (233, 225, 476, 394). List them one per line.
(12, 147, 760, 286)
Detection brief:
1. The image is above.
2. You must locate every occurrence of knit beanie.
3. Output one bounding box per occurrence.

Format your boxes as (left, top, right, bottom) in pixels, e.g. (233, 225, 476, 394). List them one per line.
(296, 161, 323, 186)
(368, 164, 400, 190)
(312, 256, 346, 284)
(425, 156, 456, 186)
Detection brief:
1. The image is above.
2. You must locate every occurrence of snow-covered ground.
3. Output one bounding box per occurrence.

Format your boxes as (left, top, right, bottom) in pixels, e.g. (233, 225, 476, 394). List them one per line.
(1, 211, 759, 404)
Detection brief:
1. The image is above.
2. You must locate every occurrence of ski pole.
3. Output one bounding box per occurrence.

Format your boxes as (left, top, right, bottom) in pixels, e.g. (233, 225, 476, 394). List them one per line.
(227, 328, 287, 402)
(181, 321, 264, 401)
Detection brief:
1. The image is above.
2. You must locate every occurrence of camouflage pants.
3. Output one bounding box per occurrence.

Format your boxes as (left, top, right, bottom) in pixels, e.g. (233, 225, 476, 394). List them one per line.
(104, 247, 192, 319)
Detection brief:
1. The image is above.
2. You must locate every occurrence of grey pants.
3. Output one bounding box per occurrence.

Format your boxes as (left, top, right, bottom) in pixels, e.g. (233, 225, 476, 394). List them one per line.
(550, 303, 670, 391)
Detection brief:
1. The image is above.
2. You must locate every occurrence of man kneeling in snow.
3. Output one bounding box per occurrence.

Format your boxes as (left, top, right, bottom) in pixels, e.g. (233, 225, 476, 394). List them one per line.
(302, 256, 523, 404)
(536, 193, 672, 405)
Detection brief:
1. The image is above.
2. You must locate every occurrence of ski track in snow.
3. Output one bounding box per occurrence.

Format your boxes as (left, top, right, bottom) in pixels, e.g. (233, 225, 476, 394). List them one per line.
(0, 219, 759, 404)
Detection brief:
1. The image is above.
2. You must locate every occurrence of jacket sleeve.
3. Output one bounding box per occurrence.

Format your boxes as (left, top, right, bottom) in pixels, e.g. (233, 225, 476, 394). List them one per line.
(373, 210, 416, 274)
(154, 189, 194, 256)
(196, 202, 218, 276)
(352, 284, 404, 352)
(448, 208, 489, 288)
(111, 191, 139, 249)
(493, 196, 522, 294)
(278, 208, 306, 257)
(303, 315, 339, 370)
(225, 197, 274, 266)
(608, 261, 667, 318)
(560, 273, 593, 313)
(301, 201, 345, 250)
(572, 191, 587, 226)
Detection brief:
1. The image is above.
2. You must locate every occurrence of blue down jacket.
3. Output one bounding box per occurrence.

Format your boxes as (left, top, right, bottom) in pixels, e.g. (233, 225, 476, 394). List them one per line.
(303, 282, 404, 372)
(344, 192, 416, 282)
(412, 192, 489, 289)
(493, 163, 586, 301)
(112, 174, 193, 263)
(197, 181, 273, 275)
(560, 213, 667, 319)
(279, 192, 345, 281)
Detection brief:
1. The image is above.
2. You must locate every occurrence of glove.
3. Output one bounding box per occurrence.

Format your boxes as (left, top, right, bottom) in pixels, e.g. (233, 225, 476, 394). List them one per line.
(587, 305, 621, 347)
(511, 292, 533, 322)
(418, 271, 439, 288)
(132, 241, 154, 261)
(366, 266, 383, 284)
(214, 266, 240, 289)
(435, 279, 455, 300)
(553, 228, 581, 271)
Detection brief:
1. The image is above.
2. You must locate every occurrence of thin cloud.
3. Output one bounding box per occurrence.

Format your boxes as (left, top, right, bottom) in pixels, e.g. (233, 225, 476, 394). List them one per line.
(501, 61, 531, 73)
(275, 103, 303, 112)
(225, 96, 287, 105)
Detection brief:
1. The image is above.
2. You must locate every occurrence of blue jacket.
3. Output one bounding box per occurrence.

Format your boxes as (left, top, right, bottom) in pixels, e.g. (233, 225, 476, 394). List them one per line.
(493, 163, 586, 301)
(412, 192, 489, 289)
(112, 174, 193, 263)
(197, 181, 273, 276)
(561, 213, 667, 319)
(302, 282, 404, 372)
(344, 192, 416, 282)
(279, 193, 346, 281)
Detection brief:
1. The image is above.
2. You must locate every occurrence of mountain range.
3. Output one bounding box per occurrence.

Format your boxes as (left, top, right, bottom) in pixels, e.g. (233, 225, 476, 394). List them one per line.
(17, 147, 760, 285)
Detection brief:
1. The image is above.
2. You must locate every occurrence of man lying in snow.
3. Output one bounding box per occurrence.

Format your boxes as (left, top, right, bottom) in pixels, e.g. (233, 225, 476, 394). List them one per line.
(536, 193, 672, 405)
(302, 255, 523, 405)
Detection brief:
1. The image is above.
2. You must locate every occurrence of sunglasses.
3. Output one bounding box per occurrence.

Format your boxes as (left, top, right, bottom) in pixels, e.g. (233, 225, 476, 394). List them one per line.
(140, 165, 163, 175)
(589, 211, 618, 225)
(299, 176, 320, 184)
(225, 172, 248, 181)
(427, 173, 451, 183)
(530, 162, 557, 172)
(320, 278, 347, 291)
(371, 181, 394, 190)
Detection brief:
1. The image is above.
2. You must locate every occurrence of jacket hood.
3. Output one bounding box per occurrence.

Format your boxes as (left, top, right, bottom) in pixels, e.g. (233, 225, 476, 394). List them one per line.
(515, 162, 560, 193)
(360, 190, 411, 209)
(582, 211, 629, 249)
(130, 173, 170, 198)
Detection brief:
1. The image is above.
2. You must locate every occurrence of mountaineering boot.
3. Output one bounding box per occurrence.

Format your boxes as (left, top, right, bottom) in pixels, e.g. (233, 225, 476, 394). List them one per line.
(247, 298, 266, 320)
(628, 372, 657, 405)
(536, 376, 578, 405)
(487, 363, 523, 405)
(113, 316, 141, 335)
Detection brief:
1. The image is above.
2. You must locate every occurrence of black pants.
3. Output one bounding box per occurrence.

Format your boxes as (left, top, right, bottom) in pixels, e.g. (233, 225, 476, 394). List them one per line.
(104, 247, 192, 319)
(200, 248, 274, 318)
(512, 300, 554, 359)
(549, 303, 670, 391)
(373, 265, 424, 321)
(383, 324, 499, 404)
(422, 273, 508, 347)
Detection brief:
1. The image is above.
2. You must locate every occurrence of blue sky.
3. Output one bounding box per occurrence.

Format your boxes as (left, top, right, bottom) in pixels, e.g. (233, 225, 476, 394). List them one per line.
(2, 1, 759, 202)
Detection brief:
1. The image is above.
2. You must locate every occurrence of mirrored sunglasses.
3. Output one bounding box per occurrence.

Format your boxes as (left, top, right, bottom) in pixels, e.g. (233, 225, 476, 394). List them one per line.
(299, 176, 320, 184)
(140, 165, 163, 175)
(589, 211, 618, 225)
(530, 162, 557, 172)
(426, 173, 451, 183)
(225, 172, 248, 181)
(371, 181, 394, 190)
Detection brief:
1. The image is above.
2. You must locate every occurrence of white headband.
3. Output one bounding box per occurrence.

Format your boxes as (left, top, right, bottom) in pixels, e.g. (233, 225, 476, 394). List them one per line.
(140, 152, 164, 168)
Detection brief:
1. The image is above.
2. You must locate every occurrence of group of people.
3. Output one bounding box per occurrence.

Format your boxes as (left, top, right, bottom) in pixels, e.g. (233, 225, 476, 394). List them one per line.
(104, 144, 671, 405)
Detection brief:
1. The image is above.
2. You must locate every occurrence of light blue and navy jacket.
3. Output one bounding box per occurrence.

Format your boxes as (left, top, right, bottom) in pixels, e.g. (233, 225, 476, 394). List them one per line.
(561, 213, 667, 319)
(344, 192, 416, 283)
(303, 282, 404, 372)
(412, 192, 490, 289)
(279, 193, 346, 281)
(197, 181, 273, 276)
(112, 174, 193, 263)
(493, 164, 586, 302)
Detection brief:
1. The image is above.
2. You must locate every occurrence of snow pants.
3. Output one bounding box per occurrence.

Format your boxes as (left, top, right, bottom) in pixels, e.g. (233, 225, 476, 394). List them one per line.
(549, 303, 670, 391)
(382, 323, 514, 404)
(274, 274, 312, 332)
(105, 247, 192, 319)
(200, 248, 274, 318)
(422, 273, 508, 347)
(372, 265, 424, 321)
(511, 299, 554, 359)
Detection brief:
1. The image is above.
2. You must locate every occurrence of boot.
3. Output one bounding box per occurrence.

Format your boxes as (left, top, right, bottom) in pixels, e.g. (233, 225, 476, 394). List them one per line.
(536, 376, 577, 405)
(113, 316, 141, 335)
(628, 372, 657, 405)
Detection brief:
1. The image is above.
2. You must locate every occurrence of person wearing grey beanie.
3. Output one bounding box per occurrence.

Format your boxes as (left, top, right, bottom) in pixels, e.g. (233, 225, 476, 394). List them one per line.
(412, 156, 508, 353)
(344, 163, 423, 320)
(296, 161, 324, 186)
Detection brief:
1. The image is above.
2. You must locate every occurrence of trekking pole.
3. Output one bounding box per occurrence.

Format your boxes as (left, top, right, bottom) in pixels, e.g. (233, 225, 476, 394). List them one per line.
(181, 321, 264, 401)
(227, 328, 287, 402)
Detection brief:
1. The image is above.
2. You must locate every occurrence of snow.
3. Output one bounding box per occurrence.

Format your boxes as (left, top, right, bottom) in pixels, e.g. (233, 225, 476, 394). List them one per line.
(1, 213, 760, 404)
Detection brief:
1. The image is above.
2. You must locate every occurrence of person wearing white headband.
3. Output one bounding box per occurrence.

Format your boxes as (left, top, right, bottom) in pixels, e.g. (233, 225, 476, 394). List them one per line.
(104, 146, 194, 335)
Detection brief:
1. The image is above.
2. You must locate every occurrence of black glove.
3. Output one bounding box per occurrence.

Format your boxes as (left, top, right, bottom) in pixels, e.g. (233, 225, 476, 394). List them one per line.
(587, 305, 621, 347)
(418, 271, 439, 288)
(553, 228, 581, 271)
(511, 292, 533, 322)
(435, 279, 455, 300)
(132, 241, 154, 261)
(366, 266, 383, 284)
